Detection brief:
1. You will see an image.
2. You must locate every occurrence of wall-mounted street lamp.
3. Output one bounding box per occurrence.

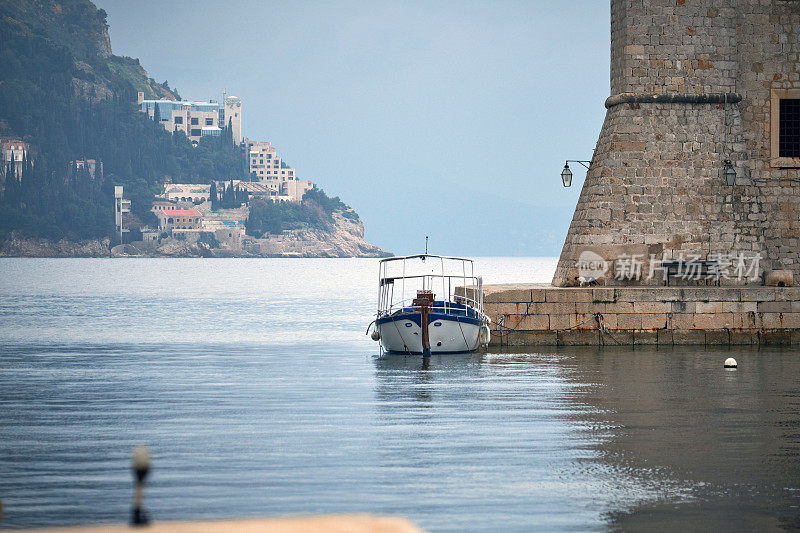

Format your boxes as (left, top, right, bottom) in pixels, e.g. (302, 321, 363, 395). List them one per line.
(723, 160, 736, 186)
(561, 160, 591, 187)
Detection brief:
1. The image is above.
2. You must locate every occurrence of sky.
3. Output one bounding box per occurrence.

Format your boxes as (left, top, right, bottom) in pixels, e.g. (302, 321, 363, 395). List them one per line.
(95, 0, 610, 257)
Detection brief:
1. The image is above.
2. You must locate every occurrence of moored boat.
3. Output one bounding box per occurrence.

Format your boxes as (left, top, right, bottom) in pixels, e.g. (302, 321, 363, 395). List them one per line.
(368, 254, 490, 355)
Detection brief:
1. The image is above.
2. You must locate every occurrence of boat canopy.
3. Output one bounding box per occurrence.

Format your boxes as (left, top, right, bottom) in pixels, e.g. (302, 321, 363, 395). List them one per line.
(376, 253, 483, 318)
(380, 253, 473, 264)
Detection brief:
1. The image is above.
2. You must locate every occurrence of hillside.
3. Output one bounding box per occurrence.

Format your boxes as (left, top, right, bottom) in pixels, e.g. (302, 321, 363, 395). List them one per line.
(0, 0, 384, 257)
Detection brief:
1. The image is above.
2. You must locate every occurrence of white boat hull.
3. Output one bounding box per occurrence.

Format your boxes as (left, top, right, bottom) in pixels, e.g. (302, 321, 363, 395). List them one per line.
(377, 315, 483, 354)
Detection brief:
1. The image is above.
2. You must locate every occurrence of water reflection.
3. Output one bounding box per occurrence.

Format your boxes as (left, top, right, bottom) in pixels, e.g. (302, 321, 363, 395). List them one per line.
(548, 346, 800, 531)
(372, 347, 800, 531)
(373, 353, 484, 404)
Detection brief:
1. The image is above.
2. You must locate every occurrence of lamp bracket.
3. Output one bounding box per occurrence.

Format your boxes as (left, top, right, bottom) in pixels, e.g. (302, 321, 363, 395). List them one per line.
(565, 160, 592, 170)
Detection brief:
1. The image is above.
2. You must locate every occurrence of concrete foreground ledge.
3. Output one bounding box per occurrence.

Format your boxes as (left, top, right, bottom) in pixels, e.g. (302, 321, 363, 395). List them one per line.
(21, 515, 424, 533)
(458, 284, 800, 346)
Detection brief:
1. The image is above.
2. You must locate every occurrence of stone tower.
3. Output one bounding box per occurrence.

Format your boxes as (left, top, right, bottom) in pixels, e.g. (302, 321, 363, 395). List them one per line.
(224, 95, 243, 145)
(553, 0, 800, 286)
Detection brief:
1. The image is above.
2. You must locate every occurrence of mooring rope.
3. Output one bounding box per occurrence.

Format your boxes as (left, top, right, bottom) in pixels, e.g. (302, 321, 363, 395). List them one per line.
(390, 316, 413, 355)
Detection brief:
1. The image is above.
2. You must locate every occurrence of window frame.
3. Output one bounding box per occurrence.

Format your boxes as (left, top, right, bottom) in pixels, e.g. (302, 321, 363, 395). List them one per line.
(771, 88, 800, 168)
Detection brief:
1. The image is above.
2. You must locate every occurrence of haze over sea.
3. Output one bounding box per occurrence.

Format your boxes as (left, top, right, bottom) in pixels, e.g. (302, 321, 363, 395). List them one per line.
(2, 258, 800, 531)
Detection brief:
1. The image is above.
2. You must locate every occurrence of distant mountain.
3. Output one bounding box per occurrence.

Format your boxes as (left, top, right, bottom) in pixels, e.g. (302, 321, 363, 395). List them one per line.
(0, 0, 383, 257)
(0, 0, 248, 241)
(0, 0, 178, 101)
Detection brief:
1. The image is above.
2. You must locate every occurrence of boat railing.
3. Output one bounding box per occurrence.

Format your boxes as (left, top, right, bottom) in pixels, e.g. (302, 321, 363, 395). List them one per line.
(378, 295, 485, 318)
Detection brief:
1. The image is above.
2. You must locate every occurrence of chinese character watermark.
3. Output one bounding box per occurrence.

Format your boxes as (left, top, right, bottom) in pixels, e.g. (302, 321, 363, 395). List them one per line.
(610, 252, 761, 282)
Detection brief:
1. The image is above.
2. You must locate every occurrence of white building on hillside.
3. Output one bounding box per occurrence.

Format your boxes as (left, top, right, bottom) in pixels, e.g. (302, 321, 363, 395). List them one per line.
(245, 140, 313, 202)
(2, 139, 28, 182)
(162, 184, 211, 203)
(138, 91, 242, 145)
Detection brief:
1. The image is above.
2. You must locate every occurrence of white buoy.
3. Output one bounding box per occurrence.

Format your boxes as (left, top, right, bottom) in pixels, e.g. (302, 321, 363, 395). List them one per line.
(724, 357, 737, 368)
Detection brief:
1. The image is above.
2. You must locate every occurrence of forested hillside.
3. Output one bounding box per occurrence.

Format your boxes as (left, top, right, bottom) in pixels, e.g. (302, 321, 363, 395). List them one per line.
(0, 0, 249, 241)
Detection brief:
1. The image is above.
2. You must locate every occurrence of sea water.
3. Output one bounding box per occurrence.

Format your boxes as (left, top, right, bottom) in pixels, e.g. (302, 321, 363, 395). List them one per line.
(1, 258, 799, 531)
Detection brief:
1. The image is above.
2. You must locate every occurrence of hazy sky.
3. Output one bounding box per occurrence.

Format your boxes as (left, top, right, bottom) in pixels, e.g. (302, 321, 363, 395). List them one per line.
(96, 0, 610, 256)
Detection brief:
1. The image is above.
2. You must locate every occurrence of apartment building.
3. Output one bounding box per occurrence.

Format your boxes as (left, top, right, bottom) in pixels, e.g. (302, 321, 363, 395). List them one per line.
(162, 184, 211, 203)
(138, 92, 242, 145)
(245, 139, 314, 202)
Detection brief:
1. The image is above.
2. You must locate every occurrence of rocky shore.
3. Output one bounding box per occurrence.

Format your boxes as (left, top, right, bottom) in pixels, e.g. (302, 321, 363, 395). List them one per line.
(0, 216, 391, 258)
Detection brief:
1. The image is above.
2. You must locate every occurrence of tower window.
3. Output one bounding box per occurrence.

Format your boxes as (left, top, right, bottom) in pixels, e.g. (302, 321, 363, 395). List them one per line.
(771, 89, 800, 167)
(779, 99, 800, 157)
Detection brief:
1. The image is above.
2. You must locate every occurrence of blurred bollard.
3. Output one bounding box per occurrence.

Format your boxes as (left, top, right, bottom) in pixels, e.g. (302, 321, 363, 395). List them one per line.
(130, 446, 151, 526)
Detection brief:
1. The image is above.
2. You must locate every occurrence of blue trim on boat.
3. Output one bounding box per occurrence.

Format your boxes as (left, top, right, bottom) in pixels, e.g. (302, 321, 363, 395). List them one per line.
(376, 308, 484, 328)
(384, 349, 480, 355)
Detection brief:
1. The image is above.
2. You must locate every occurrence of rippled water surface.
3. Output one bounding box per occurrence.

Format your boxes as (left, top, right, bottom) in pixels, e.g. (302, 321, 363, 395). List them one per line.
(1, 258, 800, 531)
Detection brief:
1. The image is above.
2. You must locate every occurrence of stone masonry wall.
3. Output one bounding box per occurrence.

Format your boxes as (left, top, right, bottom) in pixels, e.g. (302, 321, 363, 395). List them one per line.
(553, 99, 761, 285)
(472, 284, 800, 346)
(611, 0, 739, 96)
(553, 1, 800, 286)
(738, 1, 800, 272)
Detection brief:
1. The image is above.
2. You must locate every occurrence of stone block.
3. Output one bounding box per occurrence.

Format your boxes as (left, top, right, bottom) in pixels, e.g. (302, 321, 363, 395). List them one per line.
(681, 287, 741, 302)
(601, 301, 635, 313)
(617, 314, 642, 330)
(538, 302, 577, 315)
(599, 313, 618, 329)
(497, 330, 558, 346)
(722, 301, 757, 313)
(611, 141, 647, 151)
(671, 313, 695, 329)
(570, 313, 597, 330)
(775, 287, 800, 301)
(615, 288, 682, 301)
(549, 314, 571, 330)
(545, 288, 594, 302)
(732, 312, 758, 329)
(634, 331, 659, 345)
(641, 313, 669, 330)
(759, 312, 781, 329)
(704, 331, 731, 345)
(486, 302, 530, 316)
(530, 288, 547, 302)
(696, 301, 724, 313)
(693, 313, 736, 329)
(575, 302, 603, 314)
(633, 301, 671, 313)
(757, 301, 794, 313)
(671, 301, 696, 313)
(729, 331, 758, 345)
(484, 289, 532, 303)
(592, 288, 616, 302)
(558, 330, 600, 346)
(781, 313, 800, 328)
(672, 330, 708, 345)
(738, 288, 776, 302)
(515, 314, 550, 331)
(602, 331, 634, 345)
(756, 313, 800, 329)
(760, 330, 793, 345)
(657, 330, 674, 345)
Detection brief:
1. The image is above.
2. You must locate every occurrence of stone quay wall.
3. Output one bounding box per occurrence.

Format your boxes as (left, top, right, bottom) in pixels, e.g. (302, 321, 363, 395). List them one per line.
(466, 284, 800, 346)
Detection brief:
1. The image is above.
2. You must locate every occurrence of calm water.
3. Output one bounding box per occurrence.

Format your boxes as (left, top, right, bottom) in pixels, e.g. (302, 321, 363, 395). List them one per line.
(1, 258, 799, 531)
